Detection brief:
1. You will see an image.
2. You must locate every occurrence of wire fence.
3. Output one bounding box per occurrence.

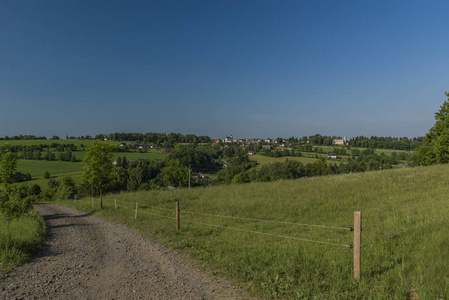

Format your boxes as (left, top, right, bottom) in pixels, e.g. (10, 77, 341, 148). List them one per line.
(78, 195, 449, 252)
(72, 197, 353, 249)
(181, 209, 352, 231)
(67, 194, 449, 283)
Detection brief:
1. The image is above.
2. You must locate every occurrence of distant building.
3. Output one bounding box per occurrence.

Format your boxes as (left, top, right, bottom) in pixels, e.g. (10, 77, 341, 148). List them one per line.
(328, 153, 339, 159)
(248, 150, 255, 156)
(333, 137, 347, 145)
(225, 135, 233, 144)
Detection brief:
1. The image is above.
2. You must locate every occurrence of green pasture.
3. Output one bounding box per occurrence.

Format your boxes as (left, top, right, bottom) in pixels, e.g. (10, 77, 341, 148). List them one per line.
(15, 150, 165, 178)
(17, 160, 84, 178)
(16, 149, 165, 188)
(314, 146, 409, 156)
(249, 154, 333, 167)
(57, 164, 449, 298)
(112, 151, 166, 162)
(49, 149, 166, 162)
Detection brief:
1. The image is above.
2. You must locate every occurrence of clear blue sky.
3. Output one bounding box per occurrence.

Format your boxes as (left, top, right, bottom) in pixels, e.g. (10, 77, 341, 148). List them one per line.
(1, 0, 448, 139)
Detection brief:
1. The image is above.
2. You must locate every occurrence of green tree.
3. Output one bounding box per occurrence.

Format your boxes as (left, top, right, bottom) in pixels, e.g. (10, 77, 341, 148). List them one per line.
(83, 141, 113, 209)
(157, 160, 188, 187)
(0, 150, 34, 223)
(415, 92, 449, 165)
(55, 176, 77, 200)
(232, 172, 250, 184)
(0, 150, 17, 194)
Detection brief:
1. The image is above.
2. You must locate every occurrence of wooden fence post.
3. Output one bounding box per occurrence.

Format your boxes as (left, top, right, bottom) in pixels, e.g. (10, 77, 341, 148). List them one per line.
(353, 211, 361, 281)
(176, 201, 180, 231)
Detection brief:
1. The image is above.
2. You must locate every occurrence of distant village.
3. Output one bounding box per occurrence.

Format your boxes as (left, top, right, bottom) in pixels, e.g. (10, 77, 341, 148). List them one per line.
(210, 135, 348, 146)
(109, 135, 349, 148)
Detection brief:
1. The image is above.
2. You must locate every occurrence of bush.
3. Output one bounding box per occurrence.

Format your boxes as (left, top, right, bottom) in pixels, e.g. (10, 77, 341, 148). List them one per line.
(0, 185, 36, 220)
(232, 172, 250, 184)
(28, 184, 42, 197)
(55, 176, 77, 200)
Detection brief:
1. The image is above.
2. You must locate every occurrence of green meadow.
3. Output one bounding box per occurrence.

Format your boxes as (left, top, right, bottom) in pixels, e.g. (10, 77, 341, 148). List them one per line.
(15, 150, 166, 188)
(249, 154, 323, 167)
(56, 164, 449, 299)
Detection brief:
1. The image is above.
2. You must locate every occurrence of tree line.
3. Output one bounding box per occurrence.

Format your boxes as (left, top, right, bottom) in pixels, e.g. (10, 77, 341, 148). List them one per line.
(218, 148, 407, 184)
(95, 132, 211, 145)
(0, 144, 79, 162)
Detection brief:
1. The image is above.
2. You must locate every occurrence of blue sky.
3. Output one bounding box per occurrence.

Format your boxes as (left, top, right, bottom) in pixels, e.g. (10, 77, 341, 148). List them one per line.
(1, 0, 448, 139)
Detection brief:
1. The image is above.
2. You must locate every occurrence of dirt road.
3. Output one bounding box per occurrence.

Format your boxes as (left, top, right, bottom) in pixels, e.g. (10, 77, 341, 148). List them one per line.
(0, 204, 250, 300)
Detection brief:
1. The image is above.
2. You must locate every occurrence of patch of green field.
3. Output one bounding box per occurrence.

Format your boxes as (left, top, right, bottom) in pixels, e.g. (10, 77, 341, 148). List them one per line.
(57, 164, 449, 298)
(17, 160, 84, 178)
(16, 150, 165, 181)
(315, 146, 409, 156)
(249, 154, 331, 167)
(49, 149, 166, 162)
(112, 151, 166, 162)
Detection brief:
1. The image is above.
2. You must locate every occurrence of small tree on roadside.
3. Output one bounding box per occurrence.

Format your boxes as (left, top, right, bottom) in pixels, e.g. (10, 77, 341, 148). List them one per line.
(82, 141, 113, 209)
(0, 150, 35, 248)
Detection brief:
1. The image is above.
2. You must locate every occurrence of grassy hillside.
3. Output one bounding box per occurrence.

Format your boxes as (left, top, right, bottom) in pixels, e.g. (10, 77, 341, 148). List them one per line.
(56, 164, 449, 299)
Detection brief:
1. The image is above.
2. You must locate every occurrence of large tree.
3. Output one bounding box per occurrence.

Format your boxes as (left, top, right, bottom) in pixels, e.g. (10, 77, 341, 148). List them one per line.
(83, 141, 113, 209)
(414, 92, 449, 165)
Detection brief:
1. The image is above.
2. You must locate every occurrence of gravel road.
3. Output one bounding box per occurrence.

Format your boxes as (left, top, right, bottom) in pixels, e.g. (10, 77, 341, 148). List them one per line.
(0, 204, 251, 300)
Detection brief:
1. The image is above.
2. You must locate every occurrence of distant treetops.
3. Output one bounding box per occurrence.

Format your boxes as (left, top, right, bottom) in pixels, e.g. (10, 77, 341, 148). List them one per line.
(414, 92, 449, 165)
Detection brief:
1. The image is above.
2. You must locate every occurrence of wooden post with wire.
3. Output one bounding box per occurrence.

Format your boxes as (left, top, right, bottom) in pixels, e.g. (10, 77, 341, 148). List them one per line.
(176, 201, 180, 231)
(353, 211, 361, 281)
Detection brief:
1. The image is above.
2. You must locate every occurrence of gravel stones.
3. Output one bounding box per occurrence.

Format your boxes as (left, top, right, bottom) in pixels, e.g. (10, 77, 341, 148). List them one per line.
(0, 204, 251, 300)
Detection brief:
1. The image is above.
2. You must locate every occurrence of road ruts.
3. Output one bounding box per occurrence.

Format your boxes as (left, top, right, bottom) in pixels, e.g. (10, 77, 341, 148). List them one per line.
(0, 204, 252, 300)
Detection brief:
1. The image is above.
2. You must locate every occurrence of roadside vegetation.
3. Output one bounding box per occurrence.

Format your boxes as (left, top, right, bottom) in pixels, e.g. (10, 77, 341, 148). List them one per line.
(0, 150, 45, 274)
(0, 210, 46, 274)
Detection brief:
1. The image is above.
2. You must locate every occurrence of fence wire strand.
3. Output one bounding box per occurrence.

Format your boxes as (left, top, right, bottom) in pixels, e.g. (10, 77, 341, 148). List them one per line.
(181, 218, 351, 248)
(72, 198, 351, 248)
(182, 210, 351, 231)
(139, 209, 177, 220)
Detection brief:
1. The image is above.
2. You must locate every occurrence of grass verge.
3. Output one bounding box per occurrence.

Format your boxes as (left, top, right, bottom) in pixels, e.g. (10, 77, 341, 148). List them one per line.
(0, 209, 47, 275)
